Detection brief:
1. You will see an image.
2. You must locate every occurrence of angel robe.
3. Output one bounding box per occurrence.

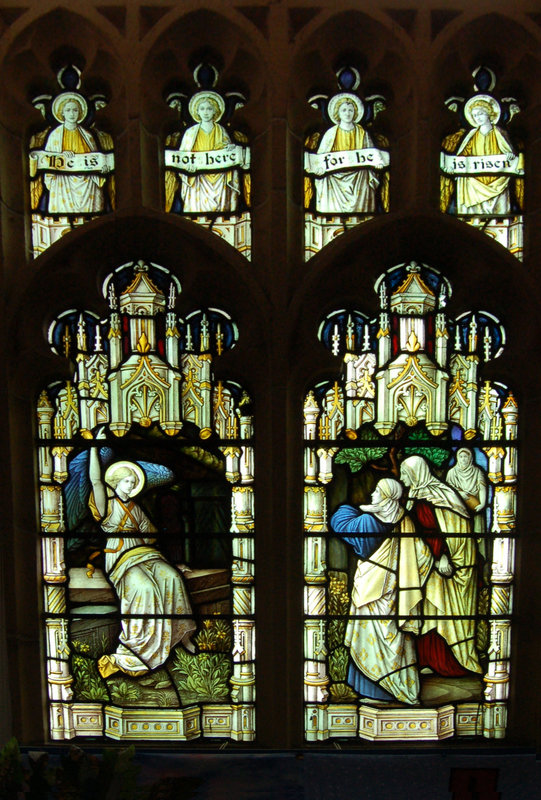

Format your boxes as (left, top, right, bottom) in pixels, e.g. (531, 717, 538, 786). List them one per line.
(331, 505, 433, 704)
(90, 492, 196, 676)
(42, 124, 109, 214)
(177, 123, 240, 213)
(455, 126, 519, 215)
(315, 124, 379, 214)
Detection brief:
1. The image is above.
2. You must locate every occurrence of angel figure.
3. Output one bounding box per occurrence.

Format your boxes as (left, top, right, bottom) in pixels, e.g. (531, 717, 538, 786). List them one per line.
(165, 91, 250, 215)
(66, 433, 196, 679)
(29, 92, 114, 218)
(440, 94, 524, 217)
(304, 92, 390, 216)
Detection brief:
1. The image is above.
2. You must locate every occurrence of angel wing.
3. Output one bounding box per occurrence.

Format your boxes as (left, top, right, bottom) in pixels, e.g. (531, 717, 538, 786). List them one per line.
(137, 460, 175, 491)
(64, 447, 114, 532)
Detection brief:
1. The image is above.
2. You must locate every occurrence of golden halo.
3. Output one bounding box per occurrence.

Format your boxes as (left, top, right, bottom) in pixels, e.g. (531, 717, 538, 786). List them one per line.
(464, 94, 501, 128)
(104, 460, 145, 497)
(52, 92, 88, 124)
(328, 93, 364, 125)
(189, 91, 226, 123)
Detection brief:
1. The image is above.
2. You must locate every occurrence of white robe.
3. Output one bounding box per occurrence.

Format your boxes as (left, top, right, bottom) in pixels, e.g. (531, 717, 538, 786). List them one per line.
(97, 494, 195, 675)
(43, 124, 106, 214)
(446, 457, 488, 538)
(315, 124, 378, 214)
(400, 456, 482, 675)
(421, 507, 482, 674)
(339, 514, 433, 704)
(455, 126, 515, 215)
(178, 123, 240, 213)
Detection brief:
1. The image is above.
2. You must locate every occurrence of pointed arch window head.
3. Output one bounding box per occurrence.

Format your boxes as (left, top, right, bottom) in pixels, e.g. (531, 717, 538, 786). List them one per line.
(164, 63, 252, 260)
(440, 66, 524, 260)
(29, 65, 115, 259)
(38, 259, 255, 742)
(304, 261, 516, 742)
(304, 66, 390, 261)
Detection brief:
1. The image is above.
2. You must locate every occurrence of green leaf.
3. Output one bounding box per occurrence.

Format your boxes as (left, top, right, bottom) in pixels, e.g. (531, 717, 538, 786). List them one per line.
(335, 447, 387, 472)
(403, 444, 449, 467)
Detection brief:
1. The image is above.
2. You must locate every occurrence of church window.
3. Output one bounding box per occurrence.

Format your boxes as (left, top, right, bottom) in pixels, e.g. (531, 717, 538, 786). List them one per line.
(440, 66, 524, 260)
(37, 260, 255, 742)
(28, 64, 115, 259)
(304, 66, 390, 261)
(303, 261, 516, 742)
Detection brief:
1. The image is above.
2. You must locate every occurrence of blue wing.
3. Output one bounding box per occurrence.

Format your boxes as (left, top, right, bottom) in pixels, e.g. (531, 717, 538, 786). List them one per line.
(137, 460, 175, 491)
(64, 446, 114, 533)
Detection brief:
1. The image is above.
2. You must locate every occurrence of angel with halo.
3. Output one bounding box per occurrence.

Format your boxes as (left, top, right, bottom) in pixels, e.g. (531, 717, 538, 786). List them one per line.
(65, 428, 196, 679)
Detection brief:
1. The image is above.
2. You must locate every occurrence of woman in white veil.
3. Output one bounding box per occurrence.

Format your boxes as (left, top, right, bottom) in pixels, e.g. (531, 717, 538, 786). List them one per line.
(331, 477, 433, 704)
(400, 455, 482, 676)
(446, 448, 488, 535)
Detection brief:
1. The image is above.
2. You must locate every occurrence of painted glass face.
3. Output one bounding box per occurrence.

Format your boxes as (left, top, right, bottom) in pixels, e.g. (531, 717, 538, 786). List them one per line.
(197, 100, 216, 122)
(471, 106, 491, 126)
(116, 474, 136, 495)
(337, 102, 355, 124)
(304, 262, 517, 743)
(62, 101, 81, 124)
(38, 261, 255, 743)
(369, 485, 382, 504)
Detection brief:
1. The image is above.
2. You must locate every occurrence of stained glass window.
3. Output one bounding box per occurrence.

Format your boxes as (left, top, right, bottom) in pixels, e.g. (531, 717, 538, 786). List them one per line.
(164, 64, 251, 259)
(304, 67, 389, 260)
(29, 65, 115, 259)
(440, 66, 524, 259)
(304, 262, 516, 742)
(38, 260, 255, 742)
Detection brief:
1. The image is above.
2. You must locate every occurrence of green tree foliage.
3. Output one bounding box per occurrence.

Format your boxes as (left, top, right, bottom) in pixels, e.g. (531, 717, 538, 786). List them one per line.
(336, 425, 450, 475)
(403, 428, 449, 468)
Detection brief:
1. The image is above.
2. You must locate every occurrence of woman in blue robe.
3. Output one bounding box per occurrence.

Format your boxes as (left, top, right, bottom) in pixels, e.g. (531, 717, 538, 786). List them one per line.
(331, 477, 433, 705)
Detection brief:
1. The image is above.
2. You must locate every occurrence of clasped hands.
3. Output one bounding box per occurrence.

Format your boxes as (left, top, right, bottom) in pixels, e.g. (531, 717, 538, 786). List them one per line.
(435, 553, 453, 577)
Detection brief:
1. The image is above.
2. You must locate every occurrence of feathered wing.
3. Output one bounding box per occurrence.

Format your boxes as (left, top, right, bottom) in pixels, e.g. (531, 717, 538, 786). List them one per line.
(29, 128, 49, 210)
(514, 175, 524, 211)
(96, 130, 115, 210)
(440, 175, 454, 212)
(304, 132, 321, 210)
(442, 129, 465, 153)
(164, 131, 182, 212)
(64, 447, 114, 536)
(440, 129, 465, 212)
(374, 133, 391, 214)
(137, 461, 175, 491)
